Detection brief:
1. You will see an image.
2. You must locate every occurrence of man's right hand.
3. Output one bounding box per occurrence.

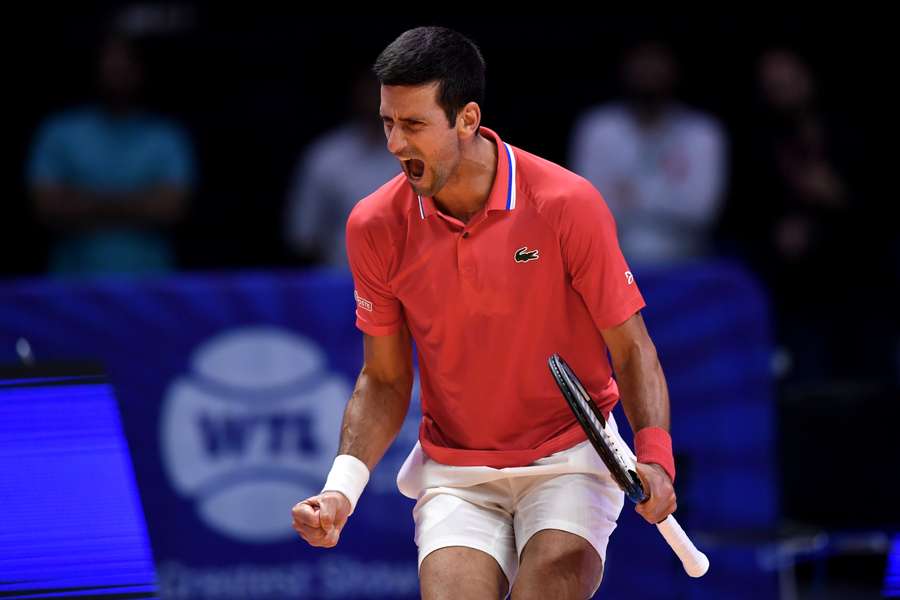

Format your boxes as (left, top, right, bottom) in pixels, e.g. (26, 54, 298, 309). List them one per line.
(291, 491, 352, 548)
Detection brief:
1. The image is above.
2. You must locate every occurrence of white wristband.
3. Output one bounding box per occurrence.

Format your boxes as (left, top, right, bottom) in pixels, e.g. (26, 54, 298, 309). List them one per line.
(321, 454, 370, 513)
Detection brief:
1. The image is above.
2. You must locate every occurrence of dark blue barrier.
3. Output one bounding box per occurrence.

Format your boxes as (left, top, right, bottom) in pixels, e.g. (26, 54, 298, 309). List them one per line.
(0, 262, 778, 599)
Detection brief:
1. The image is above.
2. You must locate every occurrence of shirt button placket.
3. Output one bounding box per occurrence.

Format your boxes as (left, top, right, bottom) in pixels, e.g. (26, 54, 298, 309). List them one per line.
(458, 229, 475, 279)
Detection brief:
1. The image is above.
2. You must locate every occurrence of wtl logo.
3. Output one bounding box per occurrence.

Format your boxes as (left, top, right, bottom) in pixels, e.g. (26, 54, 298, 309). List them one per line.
(160, 327, 349, 542)
(197, 413, 319, 457)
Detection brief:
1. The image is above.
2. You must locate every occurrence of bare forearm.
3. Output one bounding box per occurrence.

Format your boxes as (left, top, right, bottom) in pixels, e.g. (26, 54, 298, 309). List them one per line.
(614, 340, 670, 432)
(338, 368, 412, 471)
(602, 314, 676, 487)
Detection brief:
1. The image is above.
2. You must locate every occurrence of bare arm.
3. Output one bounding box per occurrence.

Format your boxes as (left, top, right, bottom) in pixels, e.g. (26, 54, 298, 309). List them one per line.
(292, 327, 413, 547)
(339, 327, 415, 470)
(601, 311, 669, 433)
(33, 184, 188, 231)
(601, 311, 676, 523)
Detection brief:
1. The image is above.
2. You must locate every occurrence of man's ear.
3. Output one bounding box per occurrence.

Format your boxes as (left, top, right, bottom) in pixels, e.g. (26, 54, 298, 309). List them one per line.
(457, 101, 481, 138)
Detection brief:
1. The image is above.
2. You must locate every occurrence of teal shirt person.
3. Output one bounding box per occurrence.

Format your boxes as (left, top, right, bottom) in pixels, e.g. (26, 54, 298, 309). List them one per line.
(26, 105, 195, 276)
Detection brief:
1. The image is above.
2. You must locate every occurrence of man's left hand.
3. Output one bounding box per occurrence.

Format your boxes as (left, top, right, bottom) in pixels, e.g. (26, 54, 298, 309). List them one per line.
(634, 462, 676, 524)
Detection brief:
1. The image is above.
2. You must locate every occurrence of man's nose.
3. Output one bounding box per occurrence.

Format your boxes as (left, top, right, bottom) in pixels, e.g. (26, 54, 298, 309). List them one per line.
(386, 126, 406, 156)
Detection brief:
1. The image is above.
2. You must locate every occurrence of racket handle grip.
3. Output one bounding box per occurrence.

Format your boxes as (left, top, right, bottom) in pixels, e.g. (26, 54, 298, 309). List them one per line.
(656, 515, 709, 577)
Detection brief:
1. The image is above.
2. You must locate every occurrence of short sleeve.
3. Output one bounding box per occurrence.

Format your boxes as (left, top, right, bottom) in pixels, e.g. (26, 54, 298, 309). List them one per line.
(559, 181, 646, 330)
(345, 208, 403, 336)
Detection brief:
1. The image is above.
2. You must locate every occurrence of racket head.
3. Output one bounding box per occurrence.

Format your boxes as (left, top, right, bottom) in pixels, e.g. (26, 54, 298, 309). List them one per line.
(548, 353, 647, 503)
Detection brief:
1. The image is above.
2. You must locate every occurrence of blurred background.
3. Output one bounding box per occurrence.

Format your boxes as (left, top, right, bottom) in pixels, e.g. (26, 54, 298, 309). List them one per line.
(1, 7, 897, 600)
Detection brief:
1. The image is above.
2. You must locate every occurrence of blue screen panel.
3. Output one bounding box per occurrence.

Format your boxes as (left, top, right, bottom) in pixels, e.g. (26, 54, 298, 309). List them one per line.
(885, 534, 900, 598)
(0, 368, 157, 598)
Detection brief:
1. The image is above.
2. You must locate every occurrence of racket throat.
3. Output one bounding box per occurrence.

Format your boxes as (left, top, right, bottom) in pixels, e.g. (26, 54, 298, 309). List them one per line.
(627, 469, 649, 503)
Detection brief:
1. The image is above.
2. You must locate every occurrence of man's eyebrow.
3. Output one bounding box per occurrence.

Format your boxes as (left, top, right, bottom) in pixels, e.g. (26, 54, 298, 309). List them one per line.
(380, 114, 427, 123)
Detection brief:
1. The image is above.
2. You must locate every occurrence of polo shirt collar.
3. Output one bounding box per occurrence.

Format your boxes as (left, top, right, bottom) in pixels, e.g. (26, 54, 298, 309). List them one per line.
(417, 126, 517, 220)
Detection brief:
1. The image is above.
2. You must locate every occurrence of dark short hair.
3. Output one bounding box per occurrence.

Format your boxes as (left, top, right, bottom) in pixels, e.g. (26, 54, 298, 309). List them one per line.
(373, 26, 485, 127)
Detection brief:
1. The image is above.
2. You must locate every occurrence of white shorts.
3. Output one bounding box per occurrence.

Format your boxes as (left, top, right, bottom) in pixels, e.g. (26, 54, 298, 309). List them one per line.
(396, 415, 627, 589)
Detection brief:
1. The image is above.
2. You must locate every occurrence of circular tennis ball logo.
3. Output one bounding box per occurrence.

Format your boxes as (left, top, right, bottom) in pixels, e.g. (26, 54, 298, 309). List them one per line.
(160, 327, 348, 543)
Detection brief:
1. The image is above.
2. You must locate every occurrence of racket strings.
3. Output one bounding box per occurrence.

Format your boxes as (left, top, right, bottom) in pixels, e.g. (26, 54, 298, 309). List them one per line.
(551, 354, 646, 503)
(561, 362, 632, 474)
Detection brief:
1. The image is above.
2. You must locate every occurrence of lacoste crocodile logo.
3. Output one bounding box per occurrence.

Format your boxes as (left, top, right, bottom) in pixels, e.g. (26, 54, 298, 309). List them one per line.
(514, 247, 540, 263)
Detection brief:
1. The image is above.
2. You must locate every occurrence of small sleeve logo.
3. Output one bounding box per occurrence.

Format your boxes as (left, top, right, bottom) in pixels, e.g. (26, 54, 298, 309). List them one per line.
(625, 271, 634, 285)
(354, 290, 373, 312)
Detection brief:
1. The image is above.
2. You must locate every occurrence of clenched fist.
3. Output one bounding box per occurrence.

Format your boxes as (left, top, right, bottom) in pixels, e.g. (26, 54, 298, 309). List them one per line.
(291, 491, 352, 548)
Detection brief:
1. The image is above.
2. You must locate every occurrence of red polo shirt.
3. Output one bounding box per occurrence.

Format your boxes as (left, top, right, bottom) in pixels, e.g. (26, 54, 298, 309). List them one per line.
(346, 127, 645, 467)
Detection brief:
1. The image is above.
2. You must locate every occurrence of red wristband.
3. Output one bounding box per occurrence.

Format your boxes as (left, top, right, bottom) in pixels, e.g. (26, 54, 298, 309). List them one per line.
(634, 426, 675, 483)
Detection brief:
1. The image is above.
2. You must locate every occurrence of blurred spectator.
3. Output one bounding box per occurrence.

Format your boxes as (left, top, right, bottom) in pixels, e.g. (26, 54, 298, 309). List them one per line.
(569, 40, 727, 265)
(26, 33, 194, 277)
(283, 72, 397, 268)
(727, 48, 871, 381)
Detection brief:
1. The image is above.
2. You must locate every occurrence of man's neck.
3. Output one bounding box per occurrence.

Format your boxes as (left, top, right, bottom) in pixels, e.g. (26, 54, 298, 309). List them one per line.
(434, 133, 498, 224)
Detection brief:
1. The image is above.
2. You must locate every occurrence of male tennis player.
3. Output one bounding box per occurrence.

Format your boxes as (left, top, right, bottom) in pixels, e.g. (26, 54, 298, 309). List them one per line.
(292, 26, 677, 599)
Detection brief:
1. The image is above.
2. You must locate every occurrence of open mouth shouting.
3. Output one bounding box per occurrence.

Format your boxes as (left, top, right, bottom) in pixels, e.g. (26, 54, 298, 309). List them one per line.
(402, 158, 426, 182)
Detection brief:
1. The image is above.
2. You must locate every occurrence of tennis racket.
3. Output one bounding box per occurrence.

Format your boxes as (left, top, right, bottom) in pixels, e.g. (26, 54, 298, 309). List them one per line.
(548, 353, 709, 577)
